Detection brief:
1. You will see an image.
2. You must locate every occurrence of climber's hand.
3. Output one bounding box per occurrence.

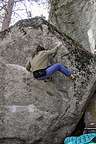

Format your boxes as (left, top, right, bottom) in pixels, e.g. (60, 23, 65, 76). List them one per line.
(26, 60, 31, 72)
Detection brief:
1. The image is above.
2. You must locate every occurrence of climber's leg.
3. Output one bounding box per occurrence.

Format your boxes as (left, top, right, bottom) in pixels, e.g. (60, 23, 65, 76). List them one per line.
(46, 63, 72, 77)
(33, 64, 75, 80)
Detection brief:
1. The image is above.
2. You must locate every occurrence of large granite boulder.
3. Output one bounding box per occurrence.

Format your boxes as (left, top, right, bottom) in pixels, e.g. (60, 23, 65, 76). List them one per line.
(49, 0, 96, 54)
(84, 91, 96, 129)
(0, 17, 96, 144)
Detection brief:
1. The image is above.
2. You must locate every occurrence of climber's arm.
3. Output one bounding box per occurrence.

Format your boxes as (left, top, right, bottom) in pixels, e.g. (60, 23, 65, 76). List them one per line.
(26, 60, 31, 72)
(46, 47, 58, 55)
(46, 43, 62, 56)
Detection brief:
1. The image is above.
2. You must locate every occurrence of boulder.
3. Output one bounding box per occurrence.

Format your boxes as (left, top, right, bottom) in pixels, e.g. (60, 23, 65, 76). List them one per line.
(84, 92, 96, 129)
(0, 17, 96, 144)
(49, 0, 96, 53)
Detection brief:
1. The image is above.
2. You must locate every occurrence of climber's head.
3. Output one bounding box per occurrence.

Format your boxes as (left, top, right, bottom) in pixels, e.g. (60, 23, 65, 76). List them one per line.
(32, 45, 45, 58)
(36, 45, 45, 52)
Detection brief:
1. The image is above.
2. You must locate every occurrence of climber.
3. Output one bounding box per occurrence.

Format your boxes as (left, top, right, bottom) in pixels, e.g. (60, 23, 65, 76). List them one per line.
(26, 44, 75, 80)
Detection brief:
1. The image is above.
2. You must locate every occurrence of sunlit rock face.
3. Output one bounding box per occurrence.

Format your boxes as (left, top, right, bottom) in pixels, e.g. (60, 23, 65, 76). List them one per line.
(49, 0, 96, 54)
(0, 17, 96, 144)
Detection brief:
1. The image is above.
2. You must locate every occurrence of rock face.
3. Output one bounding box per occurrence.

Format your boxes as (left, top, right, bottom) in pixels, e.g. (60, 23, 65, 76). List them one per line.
(84, 91, 96, 129)
(49, 0, 96, 54)
(0, 17, 96, 144)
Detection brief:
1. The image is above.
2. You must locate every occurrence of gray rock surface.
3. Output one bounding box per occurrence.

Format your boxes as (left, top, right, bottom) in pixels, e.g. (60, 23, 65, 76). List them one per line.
(84, 92, 96, 129)
(49, 0, 96, 54)
(0, 17, 96, 144)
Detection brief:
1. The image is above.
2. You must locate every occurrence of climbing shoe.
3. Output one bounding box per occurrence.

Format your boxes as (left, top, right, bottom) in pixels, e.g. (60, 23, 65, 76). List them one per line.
(69, 74, 76, 80)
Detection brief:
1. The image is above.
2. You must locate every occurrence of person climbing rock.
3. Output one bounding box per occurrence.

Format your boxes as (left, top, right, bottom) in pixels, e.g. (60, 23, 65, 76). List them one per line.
(26, 44, 75, 80)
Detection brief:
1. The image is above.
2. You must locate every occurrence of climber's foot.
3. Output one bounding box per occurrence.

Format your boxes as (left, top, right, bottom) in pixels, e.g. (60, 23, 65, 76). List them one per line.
(69, 74, 76, 80)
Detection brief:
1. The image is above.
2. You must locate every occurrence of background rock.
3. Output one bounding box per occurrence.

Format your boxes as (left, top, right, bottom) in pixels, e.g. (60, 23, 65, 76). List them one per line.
(49, 0, 96, 53)
(0, 17, 96, 144)
(84, 91, 96, 129)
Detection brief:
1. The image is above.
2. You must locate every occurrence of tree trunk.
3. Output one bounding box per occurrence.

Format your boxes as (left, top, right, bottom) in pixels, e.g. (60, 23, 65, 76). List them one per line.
(1, 0, 14, 31)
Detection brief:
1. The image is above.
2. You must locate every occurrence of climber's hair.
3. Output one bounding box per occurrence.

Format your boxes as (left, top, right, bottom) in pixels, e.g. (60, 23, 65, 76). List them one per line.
(32, 45, 45, 58)
(36, 45, 45, 52)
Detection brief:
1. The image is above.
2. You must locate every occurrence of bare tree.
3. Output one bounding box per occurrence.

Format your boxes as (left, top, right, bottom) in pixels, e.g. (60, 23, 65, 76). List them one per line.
(0, 0, 48, 31)
(1, 0, 14, 31)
